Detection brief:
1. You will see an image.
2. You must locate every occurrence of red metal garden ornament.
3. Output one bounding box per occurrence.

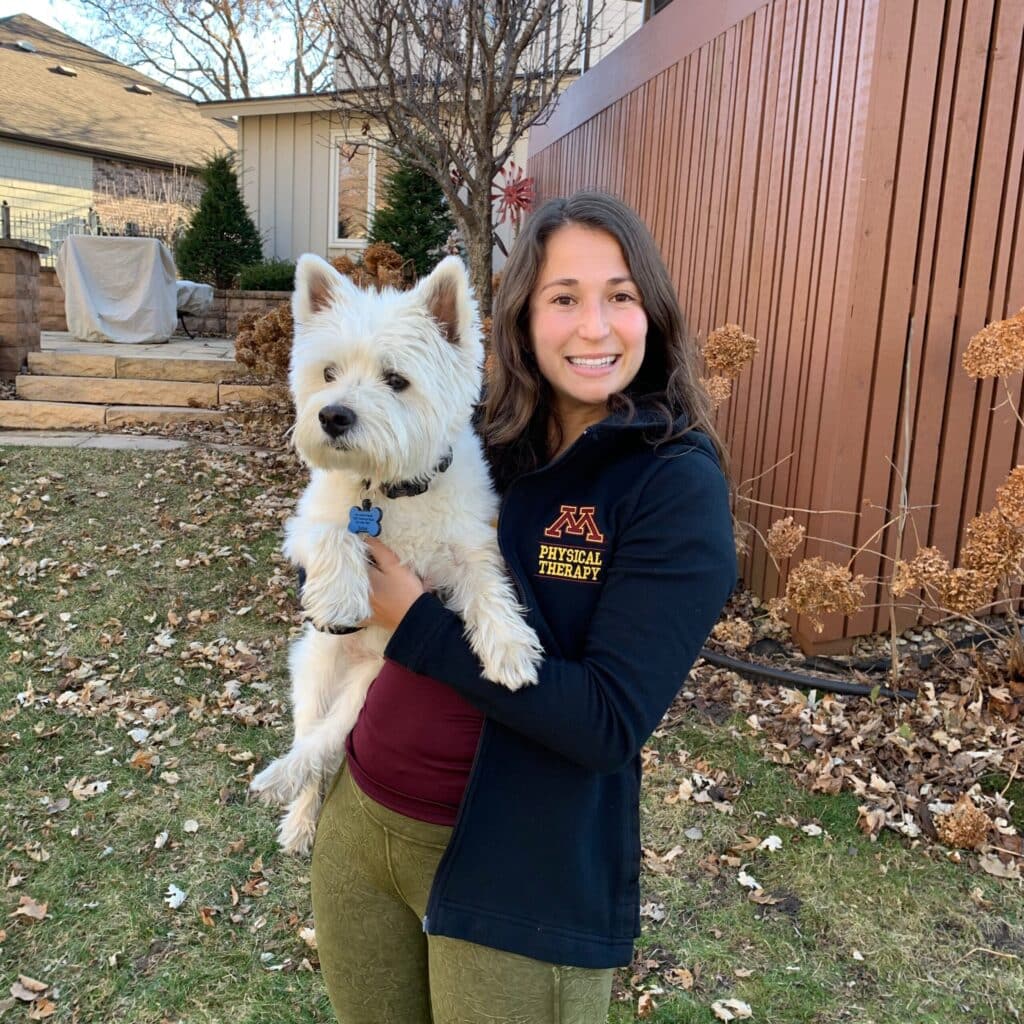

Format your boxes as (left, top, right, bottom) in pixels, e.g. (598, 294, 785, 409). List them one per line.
(492, 161, 536, 231)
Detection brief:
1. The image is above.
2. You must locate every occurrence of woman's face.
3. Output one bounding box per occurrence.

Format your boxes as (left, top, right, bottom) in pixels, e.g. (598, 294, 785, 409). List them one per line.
(528, 223, 648, 428)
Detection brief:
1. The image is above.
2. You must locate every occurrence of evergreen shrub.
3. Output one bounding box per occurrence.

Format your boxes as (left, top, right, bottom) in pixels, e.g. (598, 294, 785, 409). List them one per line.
(367, 152, 455, 278)
(176, 153, 262, 288)
(238, 260, 296, 291)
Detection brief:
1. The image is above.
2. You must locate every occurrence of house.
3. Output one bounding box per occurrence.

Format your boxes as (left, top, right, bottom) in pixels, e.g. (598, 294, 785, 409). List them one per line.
(197, 2, 644, 269)
(0, 13, 235, 263)
(526, 0, 1024, 652)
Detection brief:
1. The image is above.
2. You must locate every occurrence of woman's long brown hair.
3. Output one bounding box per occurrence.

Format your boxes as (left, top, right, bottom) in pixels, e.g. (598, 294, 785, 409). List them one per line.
(482, 191, 729, 492)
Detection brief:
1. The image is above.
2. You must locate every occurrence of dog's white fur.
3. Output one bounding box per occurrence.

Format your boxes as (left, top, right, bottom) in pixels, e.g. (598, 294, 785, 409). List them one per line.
(250, 254, 542, 854)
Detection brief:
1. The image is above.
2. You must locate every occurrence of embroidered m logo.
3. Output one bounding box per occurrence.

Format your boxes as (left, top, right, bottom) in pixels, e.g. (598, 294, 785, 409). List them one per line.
(543, 505, 605, 543)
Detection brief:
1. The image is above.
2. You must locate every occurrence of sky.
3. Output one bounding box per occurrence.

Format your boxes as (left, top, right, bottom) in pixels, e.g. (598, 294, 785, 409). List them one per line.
(0, 1, 294, 97)
(0, 1, 90, 36)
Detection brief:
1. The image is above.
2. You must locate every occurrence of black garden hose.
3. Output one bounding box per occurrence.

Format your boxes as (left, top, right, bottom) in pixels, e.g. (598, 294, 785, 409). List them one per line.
(697, 647, 918, 701)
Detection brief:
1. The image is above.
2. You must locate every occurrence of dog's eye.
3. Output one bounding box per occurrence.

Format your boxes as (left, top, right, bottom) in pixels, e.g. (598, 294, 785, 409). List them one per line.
(383, 371, 409, 392)
(323, 365, 338, 382)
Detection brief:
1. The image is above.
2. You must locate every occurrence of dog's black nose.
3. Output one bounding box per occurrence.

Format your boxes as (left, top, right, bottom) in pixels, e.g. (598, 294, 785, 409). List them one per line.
(319, 404, 358, 438)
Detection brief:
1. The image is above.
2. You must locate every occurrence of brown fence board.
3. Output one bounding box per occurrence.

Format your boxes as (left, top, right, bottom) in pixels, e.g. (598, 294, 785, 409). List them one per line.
(528, 0, 1024, 650)
(866, 0, 946, 635)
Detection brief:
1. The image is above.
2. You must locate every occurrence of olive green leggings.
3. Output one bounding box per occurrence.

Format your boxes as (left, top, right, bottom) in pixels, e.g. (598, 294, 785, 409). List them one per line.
(310, 764, 614, 1024)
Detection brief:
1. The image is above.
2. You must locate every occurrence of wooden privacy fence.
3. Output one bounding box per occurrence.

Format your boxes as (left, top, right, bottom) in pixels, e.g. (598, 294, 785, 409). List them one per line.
(527, 0, 1024, 652)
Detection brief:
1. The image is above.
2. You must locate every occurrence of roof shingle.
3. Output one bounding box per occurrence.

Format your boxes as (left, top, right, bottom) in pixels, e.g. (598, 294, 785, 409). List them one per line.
(0, 13, 235, 168)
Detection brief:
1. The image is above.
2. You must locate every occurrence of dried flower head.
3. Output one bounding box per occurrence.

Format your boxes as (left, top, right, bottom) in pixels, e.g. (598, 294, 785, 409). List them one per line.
(892, 546, 951, 597)
(765, 595, 790, 626)
(962, 308, 1024, 378)
(329, 254, 357, 277)
(937, 567, 991, 616)
(784, 557, 865, 633)
(996, 466, 1024, 527)
(234, 302, 293, 382)
(890, 559, 917, 598)
(711, 617, 754, 651)
(700, 375, 732, 408)
(703, 324, 759, 378)
(766, 516, 805, 561)
(362, 241, 403, 276)
(934, 793, 990, 850)
(960, 508, 1024, 582)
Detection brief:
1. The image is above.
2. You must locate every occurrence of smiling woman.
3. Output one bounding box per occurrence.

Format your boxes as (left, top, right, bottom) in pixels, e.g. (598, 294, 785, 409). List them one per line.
(528, 222, 648, 454)
(307, 191, 737, 1024)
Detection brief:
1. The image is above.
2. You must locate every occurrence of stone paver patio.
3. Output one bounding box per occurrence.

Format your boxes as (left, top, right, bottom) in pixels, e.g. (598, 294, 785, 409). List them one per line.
(40, 330, 235, 360)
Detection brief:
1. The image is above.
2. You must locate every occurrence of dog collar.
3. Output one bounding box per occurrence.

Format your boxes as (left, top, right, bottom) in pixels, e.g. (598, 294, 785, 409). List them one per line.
(361, 447, 453, 500)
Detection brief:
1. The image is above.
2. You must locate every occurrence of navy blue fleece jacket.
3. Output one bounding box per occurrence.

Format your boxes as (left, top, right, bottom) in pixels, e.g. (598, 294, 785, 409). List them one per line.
(382, 407, 737, 968)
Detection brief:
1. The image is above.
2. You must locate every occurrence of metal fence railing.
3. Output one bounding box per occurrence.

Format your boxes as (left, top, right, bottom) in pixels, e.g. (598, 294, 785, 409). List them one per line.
(0, 200, 183, 267)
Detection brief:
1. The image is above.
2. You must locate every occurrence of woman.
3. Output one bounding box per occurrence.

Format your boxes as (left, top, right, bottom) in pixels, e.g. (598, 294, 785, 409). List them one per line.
(310, 192, 737, 1023)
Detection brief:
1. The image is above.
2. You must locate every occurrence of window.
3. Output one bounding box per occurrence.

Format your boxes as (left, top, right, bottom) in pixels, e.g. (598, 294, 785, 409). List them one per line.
(329, 133, 397, 247)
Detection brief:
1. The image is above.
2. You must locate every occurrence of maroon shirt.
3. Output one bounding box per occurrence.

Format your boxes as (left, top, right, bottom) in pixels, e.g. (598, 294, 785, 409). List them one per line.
(345, 658, 484, 825)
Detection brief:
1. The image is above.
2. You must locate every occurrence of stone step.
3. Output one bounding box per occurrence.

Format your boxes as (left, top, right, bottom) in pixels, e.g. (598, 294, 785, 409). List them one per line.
(27, 350, 244, 383)
(17, 374, 220, 408)
(0, 400, 105, 430)
(0, 400, 226, 430)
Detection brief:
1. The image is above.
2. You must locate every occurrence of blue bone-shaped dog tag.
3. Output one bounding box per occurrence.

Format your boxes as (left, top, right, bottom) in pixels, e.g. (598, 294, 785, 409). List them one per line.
(348, 499, 383, 537)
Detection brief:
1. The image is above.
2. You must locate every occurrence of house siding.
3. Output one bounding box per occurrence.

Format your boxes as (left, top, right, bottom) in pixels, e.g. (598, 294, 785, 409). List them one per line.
(0, 139, 93, 215)
(234, 109, 529, 267)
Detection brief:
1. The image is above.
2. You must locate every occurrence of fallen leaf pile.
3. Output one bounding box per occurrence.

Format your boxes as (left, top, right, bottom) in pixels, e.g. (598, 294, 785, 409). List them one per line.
(681, 591, 1024, 880)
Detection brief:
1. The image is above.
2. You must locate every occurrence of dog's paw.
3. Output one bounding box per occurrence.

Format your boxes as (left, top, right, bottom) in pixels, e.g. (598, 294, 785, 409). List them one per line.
(277, 803, 318, 857)
(251, 757, 305, 807)
(301, 584, 371, 633)
(477, 623, 543, 691)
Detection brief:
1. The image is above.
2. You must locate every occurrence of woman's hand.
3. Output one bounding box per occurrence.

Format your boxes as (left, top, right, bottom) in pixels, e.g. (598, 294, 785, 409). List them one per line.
(360, 536, 426, 631)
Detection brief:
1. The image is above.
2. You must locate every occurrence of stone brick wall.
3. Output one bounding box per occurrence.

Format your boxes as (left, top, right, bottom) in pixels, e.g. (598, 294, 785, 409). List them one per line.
(17, 272, 291, 342)
(0, 241, 43, 380)
(177, 290, 291, 338)
(225, 290, 292, 336)
(39, 268, 67, 332)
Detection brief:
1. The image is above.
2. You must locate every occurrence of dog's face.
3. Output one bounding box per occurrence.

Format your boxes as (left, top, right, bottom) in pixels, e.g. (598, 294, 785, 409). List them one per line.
(289, 254, 483, 482)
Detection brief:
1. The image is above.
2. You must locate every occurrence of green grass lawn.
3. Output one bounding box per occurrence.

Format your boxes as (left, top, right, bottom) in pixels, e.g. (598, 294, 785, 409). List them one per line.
(1, 443, 1021, 1024)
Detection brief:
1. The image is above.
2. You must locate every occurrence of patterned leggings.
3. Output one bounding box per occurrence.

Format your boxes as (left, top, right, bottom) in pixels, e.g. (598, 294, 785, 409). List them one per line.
(310, 763, 615, 1024)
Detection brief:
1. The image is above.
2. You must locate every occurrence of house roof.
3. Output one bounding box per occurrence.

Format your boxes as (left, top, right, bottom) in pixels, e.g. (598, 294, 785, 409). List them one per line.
(0, 13, 235, 169)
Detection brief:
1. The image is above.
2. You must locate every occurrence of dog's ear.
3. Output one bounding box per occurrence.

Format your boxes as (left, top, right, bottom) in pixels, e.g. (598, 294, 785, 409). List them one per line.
(293, 254, 354, 323)
(416, 255, 473, 346)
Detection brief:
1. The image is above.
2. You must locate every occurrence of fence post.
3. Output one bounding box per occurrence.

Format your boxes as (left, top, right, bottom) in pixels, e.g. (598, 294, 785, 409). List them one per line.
(1, 201, 9, 240)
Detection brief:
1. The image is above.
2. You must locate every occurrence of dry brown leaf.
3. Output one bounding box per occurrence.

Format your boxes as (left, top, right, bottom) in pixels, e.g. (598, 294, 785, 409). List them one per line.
(978, 853, 1022, 880)
(712, 998, 753, 1021)
(10, 976, 48, 1001)
(9, 896, 48, 922)
(637, 992, 656, 1018)
(28, 997, 57, 1020)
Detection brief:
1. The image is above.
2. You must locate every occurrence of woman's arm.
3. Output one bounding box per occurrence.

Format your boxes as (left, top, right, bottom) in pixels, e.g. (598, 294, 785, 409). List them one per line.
(383, 448, 737, 774)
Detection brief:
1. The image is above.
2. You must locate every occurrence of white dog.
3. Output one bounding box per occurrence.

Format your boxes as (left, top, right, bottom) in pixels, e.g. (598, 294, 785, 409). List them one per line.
(250, 254, 543, 854)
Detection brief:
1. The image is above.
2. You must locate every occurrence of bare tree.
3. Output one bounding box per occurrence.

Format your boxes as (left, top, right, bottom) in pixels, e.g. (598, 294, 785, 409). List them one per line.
(324, 0, 617, 314)
(73, 0, 334, 101)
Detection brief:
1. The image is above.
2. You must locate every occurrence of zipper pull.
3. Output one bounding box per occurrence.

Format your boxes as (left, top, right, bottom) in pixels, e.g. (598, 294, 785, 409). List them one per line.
(422, 914, 429, 933)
